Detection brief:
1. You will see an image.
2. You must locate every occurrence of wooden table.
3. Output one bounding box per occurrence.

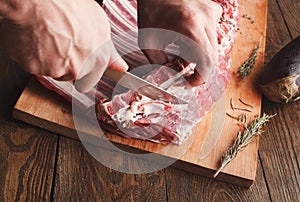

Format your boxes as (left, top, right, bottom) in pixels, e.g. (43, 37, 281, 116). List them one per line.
(0, 0, 299, 201)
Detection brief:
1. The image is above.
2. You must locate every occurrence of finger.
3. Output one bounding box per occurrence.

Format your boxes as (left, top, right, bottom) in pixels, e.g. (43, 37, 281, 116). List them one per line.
(177, 32, 216, 84)
(187, 71, 205, 87)
(109, 57, 129, 72)
(109, 46, 129, 72)
(74, 64, 106, 93)
(74, 41, 128, 93)
(53, 72, 74, 81)
(178, 37, 213, 70)
(204, 26, 219, 62)
(193, 36, 216, 82)
(204, 2, 222, 62)
(74, 48, 110, 93)
(74, 67, 105, 94)
(176, 41, 205, 86)
(142, 49, 168, 65)
(138, 28, 169, 64)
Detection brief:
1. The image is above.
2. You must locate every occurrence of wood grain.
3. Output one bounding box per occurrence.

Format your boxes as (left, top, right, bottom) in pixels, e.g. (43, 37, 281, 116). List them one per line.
(0, 117, 58, 201)
(259, 101, 300, 202)
(12, 0, 268, 187)
(52, 137, 167, 201)
(258, 0, 300, 201)
(165, 161, 270, 202)
(276, 0, 300, 38)
(263, 0, 296, 63)
(0, 0, 298, 201)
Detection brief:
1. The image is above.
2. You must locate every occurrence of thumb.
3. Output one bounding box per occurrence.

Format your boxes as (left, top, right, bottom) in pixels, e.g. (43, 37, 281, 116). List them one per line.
(74, 47, 110, 93)
(74, 55, 107, 93)
(74, 41, 128, 93)
(109, 47, 129, 72)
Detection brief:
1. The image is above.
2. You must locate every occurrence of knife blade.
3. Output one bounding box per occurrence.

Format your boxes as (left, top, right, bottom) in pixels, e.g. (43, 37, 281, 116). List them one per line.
(103, 68, 187, 104)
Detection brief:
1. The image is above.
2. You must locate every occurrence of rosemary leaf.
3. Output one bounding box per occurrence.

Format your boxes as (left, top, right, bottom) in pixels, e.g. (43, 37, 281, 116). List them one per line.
(226, 113, 246, 123)
(232, 107, 252, 113)
(239, 98, 254, 109)
(214, 113, 276, 178)
(230, 98, 234, 111)
(238, 40, 261, 82)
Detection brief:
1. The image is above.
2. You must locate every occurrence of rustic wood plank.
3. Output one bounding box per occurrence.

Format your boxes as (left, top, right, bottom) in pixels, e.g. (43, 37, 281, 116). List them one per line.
(165, 160, 270, 202)
(263, 0, 298, 63)
(259, 101, 300, 202)
(0, 117, 58, 201)
(276, 0, 300, 38)
(52, 136, 167, 201)
(258, 0, 300, 201)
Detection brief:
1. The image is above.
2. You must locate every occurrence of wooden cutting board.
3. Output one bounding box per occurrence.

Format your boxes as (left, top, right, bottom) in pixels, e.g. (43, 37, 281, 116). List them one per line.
(13, 0, 268, 187)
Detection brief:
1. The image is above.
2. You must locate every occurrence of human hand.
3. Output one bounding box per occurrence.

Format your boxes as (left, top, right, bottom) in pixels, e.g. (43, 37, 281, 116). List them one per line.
(0, 0, 128, 93)
(137, 0, 222, 85)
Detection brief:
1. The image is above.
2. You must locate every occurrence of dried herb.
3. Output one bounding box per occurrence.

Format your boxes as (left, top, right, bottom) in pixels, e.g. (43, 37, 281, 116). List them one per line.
(230, 98, 234, 111)
(238, 40, 261, 82)
(232, 107, 252, 113)
(220, 17, 237, 28)
(226, 113, 246, 123)
(229, 98, 253, 112)
(238, 98, 254, 109)
(214, 113, 275, 178)
(242, 14, 252, 20)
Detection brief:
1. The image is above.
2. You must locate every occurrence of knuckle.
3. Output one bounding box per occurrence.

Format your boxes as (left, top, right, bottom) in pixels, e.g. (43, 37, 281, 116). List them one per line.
(43, 62, 67, 79)
(206, 1, 223, 16)
(22, 59, 39, 75)
(179, 6, 194, 22)
(47, 70, 65, 79)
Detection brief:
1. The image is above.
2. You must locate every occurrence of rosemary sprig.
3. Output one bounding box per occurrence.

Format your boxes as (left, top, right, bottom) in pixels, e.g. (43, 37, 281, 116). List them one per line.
(214, 113, 276, 178)
(238, 40, 261, 82)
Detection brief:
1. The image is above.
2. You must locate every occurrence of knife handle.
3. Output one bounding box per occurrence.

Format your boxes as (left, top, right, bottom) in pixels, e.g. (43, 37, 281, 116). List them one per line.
(103, 68, 124, 83)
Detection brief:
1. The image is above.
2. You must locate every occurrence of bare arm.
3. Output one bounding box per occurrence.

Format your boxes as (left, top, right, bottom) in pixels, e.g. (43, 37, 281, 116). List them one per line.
(0, 0, 128, 93)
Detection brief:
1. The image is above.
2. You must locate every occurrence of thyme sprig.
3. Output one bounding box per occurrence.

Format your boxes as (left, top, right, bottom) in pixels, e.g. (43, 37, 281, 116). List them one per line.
(238, 40, 261, 82)
(214, 113, 276, 178)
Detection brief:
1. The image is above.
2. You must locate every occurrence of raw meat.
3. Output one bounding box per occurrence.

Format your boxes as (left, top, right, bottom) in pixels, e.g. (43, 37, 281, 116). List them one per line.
(36, 0, 240, 145)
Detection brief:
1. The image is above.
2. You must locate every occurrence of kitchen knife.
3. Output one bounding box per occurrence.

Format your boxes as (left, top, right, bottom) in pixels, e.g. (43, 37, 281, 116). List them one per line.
(103, 68, 188, 104)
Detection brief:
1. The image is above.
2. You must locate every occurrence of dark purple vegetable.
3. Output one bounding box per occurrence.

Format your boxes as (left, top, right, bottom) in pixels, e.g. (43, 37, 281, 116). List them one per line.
(260, 36, 300, 103)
